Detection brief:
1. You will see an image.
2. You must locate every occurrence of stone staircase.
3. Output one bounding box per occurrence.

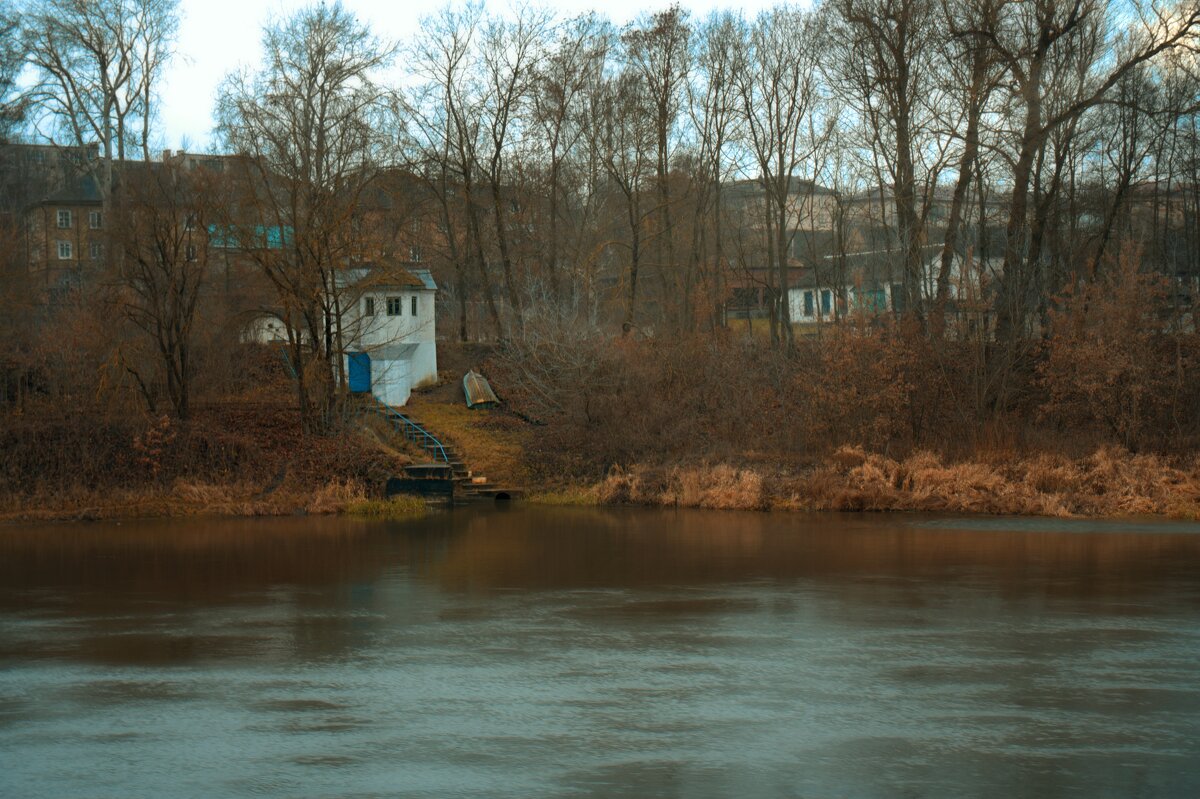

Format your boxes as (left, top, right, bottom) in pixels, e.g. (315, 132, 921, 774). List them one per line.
(358, 396, 522, 503)
(437, 442, 522, 502)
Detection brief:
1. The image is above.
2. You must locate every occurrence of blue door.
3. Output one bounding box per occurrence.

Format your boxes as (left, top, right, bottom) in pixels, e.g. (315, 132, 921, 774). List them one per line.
(348, 352, 371, 393)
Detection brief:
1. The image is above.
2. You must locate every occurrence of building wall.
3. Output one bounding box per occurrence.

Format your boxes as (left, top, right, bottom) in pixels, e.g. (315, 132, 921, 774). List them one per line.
(25, 202, 106, 293)
(341, 284, 438, 407)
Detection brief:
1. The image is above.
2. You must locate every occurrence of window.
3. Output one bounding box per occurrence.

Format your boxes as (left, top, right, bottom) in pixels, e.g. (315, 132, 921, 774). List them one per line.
(186, 244, 197, 262)
(89, 242, 103, 260)
(364, 297, 375, 316)
(88, 210, 102, 229)
(855, 289, 887, 313)
(386, 296, 402, 316)
(411, 295, 418, 316)
(57, 241, 72, 260)
(57, 210, 72, 229)
(821, 289, 832, 315)
(803, 291, 814, 317)
(184, 213, 196, 231)
(409, 245, 422, 262)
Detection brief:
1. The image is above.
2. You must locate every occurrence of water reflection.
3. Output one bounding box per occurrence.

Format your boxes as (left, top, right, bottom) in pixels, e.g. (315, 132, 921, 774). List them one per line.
(1, 508, 1199, 798)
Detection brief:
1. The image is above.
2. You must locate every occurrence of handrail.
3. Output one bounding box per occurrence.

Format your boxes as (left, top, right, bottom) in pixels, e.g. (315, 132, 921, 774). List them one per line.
(278, 346, 298, 379)
(270, 359, 449, 462)
(362, 398, 450, 463)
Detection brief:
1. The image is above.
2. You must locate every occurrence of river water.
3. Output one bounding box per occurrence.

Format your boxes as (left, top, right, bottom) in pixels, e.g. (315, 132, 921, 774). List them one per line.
(1, 507, 1199, 798)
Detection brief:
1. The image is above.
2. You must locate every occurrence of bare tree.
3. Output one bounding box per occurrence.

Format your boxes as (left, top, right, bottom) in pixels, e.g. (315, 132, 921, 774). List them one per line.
(530, 12, 610, 317)
(216, 1, 396, 431)
(476, 6, 550, 339)
(599, 67, 657, 334)
(829, 0, 951, 321)
(688, 11, 744, 330)
(622, 5, 691, 331)
(930, 0, 1005, 337)
(0, 1, 26, 138)
(23, 0, 179, 194)
(110, 162, 214, 419)
(735, 6, 830, 349)
(410, 3, 506, 341)
(984, 0, 1200, 347)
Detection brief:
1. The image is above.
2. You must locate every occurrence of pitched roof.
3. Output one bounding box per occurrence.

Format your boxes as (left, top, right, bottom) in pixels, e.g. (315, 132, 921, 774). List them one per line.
(32, 173, 103, 206)
(338, 261, 437, 291)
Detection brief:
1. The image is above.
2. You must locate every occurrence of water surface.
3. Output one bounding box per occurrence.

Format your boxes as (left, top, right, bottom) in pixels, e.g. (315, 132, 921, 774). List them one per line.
(1, 507, 1199, 798)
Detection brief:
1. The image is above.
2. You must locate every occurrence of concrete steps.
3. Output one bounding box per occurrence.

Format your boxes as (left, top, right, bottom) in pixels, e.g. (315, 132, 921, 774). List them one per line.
(376, 407, 522, 504)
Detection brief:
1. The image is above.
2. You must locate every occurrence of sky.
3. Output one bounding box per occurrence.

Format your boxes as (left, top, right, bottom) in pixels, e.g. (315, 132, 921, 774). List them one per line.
(160, 0, 790, 152)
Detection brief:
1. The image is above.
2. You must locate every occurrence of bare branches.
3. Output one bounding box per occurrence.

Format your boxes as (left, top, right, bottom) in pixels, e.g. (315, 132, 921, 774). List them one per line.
(22, 0, 179, 194)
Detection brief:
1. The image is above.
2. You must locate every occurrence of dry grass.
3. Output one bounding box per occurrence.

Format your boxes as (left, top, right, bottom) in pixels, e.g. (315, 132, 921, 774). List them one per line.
(403, 394, 531, 485)
(598, 464, 766, 511)
(0, 476, 374, 523)
(592, 446, 1200, 519)
(344, 495, 427, 520)
(527, 486, 601, 506)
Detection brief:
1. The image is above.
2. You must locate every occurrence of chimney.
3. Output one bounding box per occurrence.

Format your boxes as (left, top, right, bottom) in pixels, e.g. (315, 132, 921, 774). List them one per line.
(162, 150, 172, 163)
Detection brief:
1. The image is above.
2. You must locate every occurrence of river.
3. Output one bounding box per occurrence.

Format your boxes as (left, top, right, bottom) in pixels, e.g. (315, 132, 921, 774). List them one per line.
(1, 507, 1199, 798)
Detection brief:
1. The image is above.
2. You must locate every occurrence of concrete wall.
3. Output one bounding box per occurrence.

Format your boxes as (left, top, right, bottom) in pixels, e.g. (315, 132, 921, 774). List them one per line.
(344, 287, 438, 390)
(343, 285, 438, 407)
(244, 281, 438, 408)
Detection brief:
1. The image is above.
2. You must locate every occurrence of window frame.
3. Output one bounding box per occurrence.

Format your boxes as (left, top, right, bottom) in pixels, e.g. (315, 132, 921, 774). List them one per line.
(89, 242, 102, 260)
(364, 296, 375, 317)
(386, 296, 402, 316)
(411, 295, 418, 316)
(88, 210, 102, 229)
(57, 240, 73, 260)
(56, 209, 72, 229)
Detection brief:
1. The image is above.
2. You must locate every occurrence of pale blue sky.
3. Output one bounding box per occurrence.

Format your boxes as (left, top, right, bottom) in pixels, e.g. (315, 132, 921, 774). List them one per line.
(161, 0, 796, 150)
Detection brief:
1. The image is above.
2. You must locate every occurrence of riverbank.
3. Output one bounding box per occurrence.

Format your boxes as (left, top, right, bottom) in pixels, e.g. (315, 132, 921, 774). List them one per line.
(586, 447, 1200, 519)
(5, 367, 1200, 524)
(0, 401, 416, 523)
(400, 375, 1200, 521)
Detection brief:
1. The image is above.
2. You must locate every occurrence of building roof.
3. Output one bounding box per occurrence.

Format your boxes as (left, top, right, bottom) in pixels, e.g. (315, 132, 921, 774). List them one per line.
(30, 173, 103, 207)
(725, 176, 837, 200)
(338, 262, 437, 291)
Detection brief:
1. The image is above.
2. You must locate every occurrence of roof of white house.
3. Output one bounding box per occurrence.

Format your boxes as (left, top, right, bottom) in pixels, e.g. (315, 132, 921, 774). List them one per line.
(408, 269, 437, 291)
(337, 263, 437, 292)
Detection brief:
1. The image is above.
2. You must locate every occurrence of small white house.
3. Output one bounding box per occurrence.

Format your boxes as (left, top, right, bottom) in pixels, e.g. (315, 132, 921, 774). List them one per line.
(340, 266, 438, 407)
(244, 264, 438, 408)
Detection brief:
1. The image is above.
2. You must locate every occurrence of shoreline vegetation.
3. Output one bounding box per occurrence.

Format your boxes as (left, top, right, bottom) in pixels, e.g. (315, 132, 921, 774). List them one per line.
(5, 338, 1200, 524)
(5, 443, 1199, 524)
(7, 2, 1200, 528)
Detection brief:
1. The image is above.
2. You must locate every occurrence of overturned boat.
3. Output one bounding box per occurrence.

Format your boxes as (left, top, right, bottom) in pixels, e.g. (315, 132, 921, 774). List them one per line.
(463, 370, 500, 409)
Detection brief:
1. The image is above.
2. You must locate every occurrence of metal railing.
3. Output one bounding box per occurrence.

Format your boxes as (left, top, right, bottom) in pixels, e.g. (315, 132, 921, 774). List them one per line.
(363, 398, 450, 463)
(272, 351, 448, 463)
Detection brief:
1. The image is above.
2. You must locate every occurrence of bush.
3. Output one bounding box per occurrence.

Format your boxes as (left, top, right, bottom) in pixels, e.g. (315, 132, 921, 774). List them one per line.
(1038, 247, 1200, 451)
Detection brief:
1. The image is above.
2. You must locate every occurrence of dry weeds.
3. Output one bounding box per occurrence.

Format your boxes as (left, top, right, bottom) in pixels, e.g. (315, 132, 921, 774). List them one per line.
(597, 446, 1200, 519)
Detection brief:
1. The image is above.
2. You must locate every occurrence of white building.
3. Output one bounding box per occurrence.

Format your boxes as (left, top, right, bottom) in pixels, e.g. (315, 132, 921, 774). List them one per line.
(245, 264, 438, 408)
(785, 249, 995, 322)
(340, 266, 438, 407)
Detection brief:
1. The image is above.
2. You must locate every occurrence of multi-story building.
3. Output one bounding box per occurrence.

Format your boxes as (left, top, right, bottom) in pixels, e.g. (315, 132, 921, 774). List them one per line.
(22, 173, 106, 298)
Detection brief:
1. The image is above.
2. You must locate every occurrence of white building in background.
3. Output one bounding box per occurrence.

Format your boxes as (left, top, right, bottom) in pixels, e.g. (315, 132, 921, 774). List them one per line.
(247, 263, 438, 408)
(340, 266, 438, 407)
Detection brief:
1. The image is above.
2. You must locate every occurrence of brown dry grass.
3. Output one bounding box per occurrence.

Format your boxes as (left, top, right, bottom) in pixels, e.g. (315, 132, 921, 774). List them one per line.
(598, 464, 767, 511)
(403, 393, 531, 486)
(594, 446, 1200, 519)
(0, 476, 374, 523)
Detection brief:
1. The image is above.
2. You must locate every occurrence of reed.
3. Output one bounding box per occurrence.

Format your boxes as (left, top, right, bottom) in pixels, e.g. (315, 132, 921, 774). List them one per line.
(343, 495, 427, 520)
